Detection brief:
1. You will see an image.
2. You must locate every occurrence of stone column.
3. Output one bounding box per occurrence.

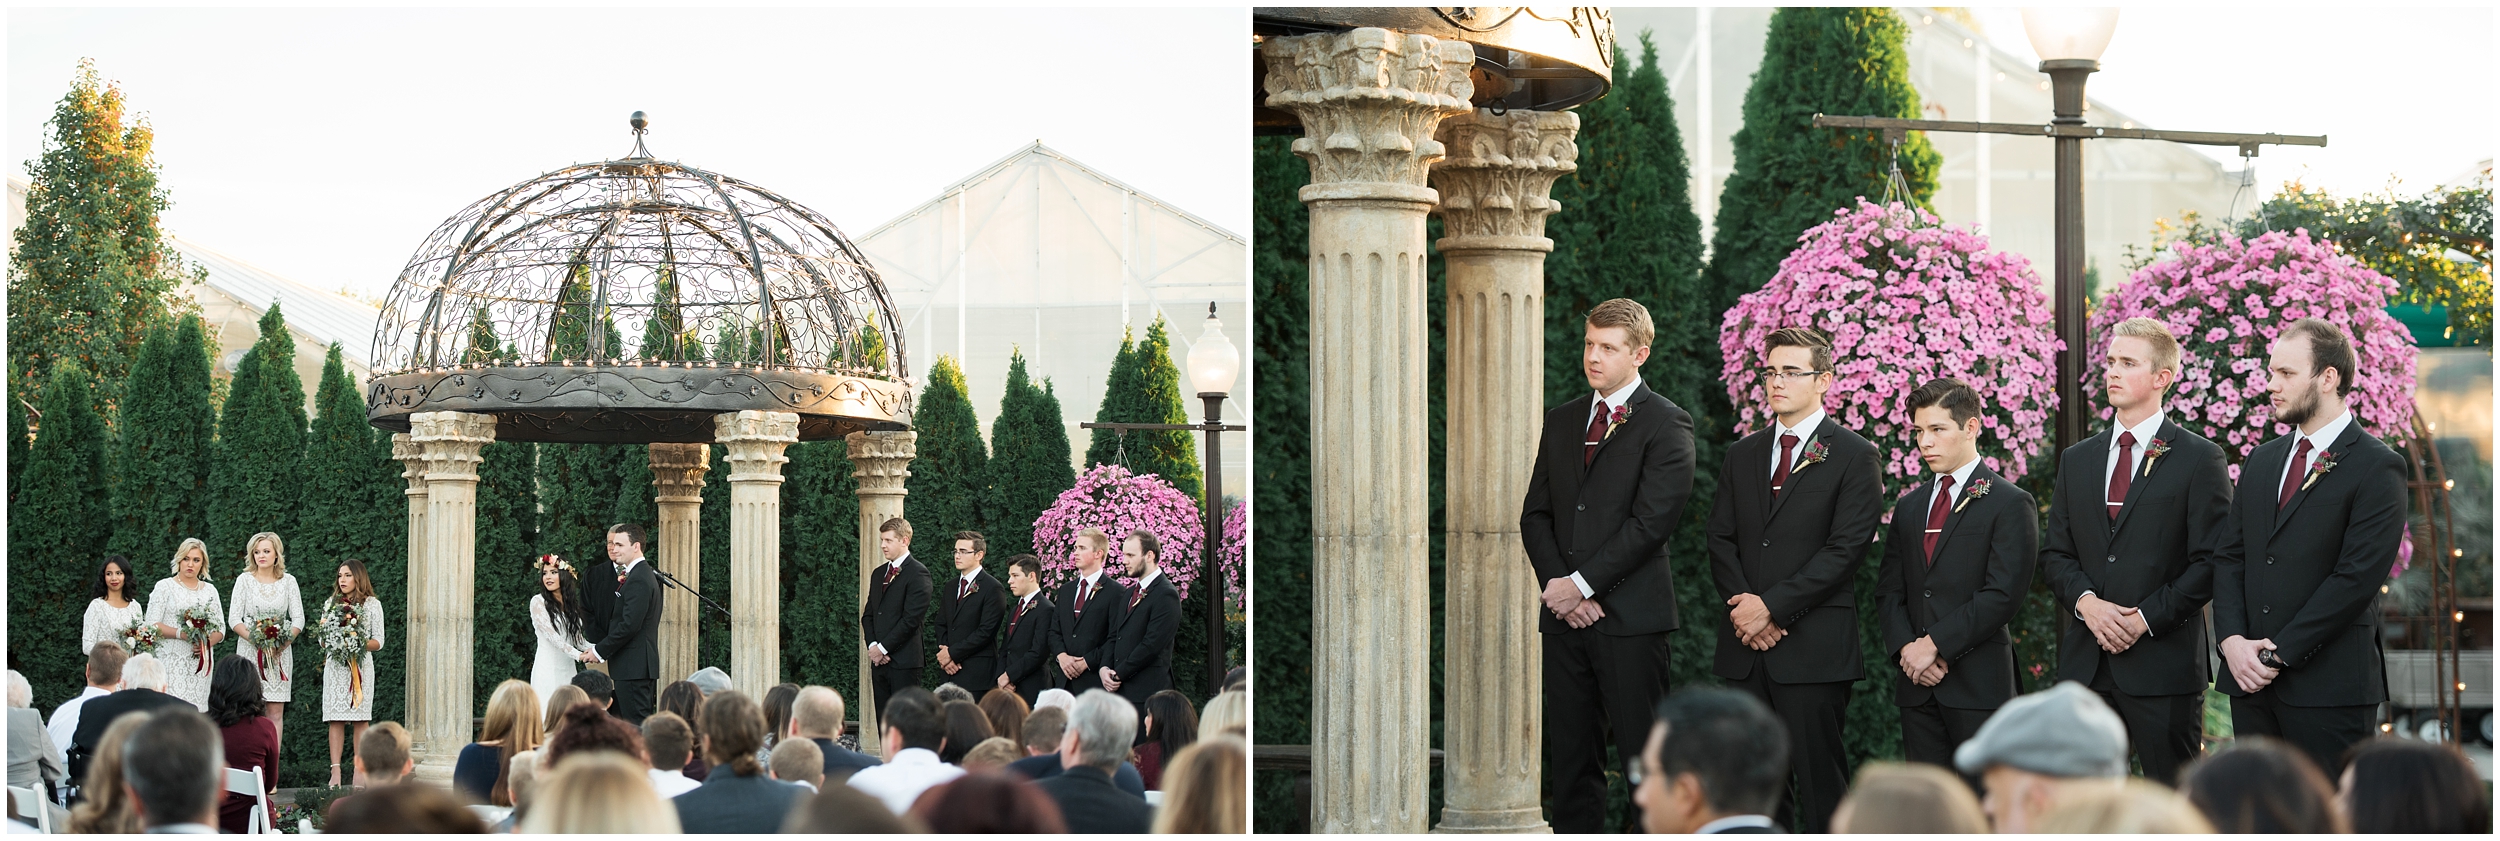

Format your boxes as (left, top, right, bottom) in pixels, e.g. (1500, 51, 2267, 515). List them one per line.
(1429, 108, 1579, 834)
(845, 430, 916, 756)
(390, 434, 430, 772)
(1262, 27, 1474, 834)
(649, 443, 712, 685)
(406, 412, 495, 785)
(715, 412, 800, 702)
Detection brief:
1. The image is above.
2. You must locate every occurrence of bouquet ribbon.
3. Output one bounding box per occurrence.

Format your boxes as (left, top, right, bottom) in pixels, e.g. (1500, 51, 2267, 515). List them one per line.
(198, 637, 211, 676)
(350, 661, 363, 708)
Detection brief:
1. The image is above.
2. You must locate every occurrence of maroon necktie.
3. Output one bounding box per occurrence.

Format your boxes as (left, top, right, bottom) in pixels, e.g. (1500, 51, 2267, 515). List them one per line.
(1012, 598, 1030, 631)
(2107, 431, 2137, 521)
(958, 579, 973, 600)
(1584, 401, 1610, 466)
(1923, 475, 1956, 564)
(1131, 585, 1146, 609)
(1073, 580, 1091, 617)
(1771, 433, 1800, 497)
(882, 563, 898, 587)
(2278, 438, 2314, 509)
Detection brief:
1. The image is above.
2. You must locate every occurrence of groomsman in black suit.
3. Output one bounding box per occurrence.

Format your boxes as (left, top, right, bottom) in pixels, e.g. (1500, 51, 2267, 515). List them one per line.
(2040, 317, 2232, 785)
(1103, 530, 1182, 706)
(996, 555, 1059, 703)
(1050, 529, 1129, 695)
(862, 517, 931, 713)
(2208, 318, 2408, 774)
(1520, 299, 1697, 833)
(934, 530, 1008, 697)
(1875, 379, 2036, 773)
(1705, 326, 1884, 834)
(582, 523, 663, 723)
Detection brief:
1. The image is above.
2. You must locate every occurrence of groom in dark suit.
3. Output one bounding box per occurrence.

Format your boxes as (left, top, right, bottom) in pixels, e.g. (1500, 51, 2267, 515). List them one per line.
(1103, 530, 1182, 706)
(1705, 326, 1884, 834)
(1521, 298, 1696, 833)
(582, 523, 662, 723)
(862, 517, 931, 713)
(2040, 317, 2232, 785)
(934, 530, 1008, 697)
(2208, 318, 2408, 775)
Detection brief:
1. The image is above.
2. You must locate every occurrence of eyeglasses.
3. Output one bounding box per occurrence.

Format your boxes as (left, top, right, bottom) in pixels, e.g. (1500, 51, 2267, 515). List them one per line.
(1757, 369, 1829, 384)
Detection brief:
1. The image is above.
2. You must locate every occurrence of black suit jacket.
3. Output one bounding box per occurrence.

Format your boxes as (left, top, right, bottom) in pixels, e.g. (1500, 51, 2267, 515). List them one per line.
(863, 555, 932, 667)
(1108, 573, 1182, 701)
(2041, 419, 2231, 696)
(66, 687, 192, 784)
(999, 592, 1060, 697)
(1520, 384, 1698, 636)
(1035, 765, 1153, 834)
(581, 559, 616, 644)
(592, 559, 663, 681)
(1706, 419, 1884, 684)
(1875, 463, 2037, 709)
(2207, 421, 2407, 706)
(808, 736, 881, 783)
(1050, 574, 1130, 690)
(934, 568, 1007, 676)
(669, 770, 809, 834)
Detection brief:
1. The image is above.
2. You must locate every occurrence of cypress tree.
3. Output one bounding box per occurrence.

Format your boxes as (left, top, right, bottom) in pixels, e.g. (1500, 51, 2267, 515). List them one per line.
(854, 314, 890, 371)
(698, 442, 733, 673)
(472, 437, 539, 710)
(905, 356, 991, 567)
(8, 360, 27, 502)
(109, 314, 214, 570)
(779, 438, 862, 687)
(1085, 318, 1202, 501)
(209, 303, 308, 560)
(987, 350, 1076, 559)
(1248, 134, 1313, 832)
(293, 344, 367, 564)
(362, 426, 411, 742)
(8, 361, 114, 709)
(1084, 331, 1142, 468)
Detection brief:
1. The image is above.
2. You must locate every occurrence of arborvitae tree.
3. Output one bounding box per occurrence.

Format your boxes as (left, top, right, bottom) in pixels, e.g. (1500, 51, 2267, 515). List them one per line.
(361, 426, 411, 749)
(535, 444, 632, 565)
(8, 59, 197, 418)
(640, 264, 707, 361)
(109, 314, 214, 571)
(472, 437, 539, 714)
(779, 438, 863, 688)
(8, 361, 114, 709)
(8, 360, 27, 501)
(1085, 317, 1203, 501)
(208, 303, 308, 561)
(1248, 134, 1313, 832)
(712, 324, 749, 366)
(854, 313, 890, 371)
(1084, 330, 1142, 468)
(987, 350, 1076, 559)
(698, 442, 733, 673)
(905, 356, 992, 573)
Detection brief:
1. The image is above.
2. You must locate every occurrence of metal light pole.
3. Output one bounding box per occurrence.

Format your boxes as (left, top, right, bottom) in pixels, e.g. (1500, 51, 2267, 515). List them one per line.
(2045, 55, 2097, 451)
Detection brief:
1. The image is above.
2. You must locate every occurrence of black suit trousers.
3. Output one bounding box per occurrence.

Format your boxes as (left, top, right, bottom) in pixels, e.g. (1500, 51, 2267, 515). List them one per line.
(1900, 700, 1991, 789)
(615, 677, 655, 724)
(945, 658, 997, 697)
(1730, 660, 1851, 834)
(2229, 692, 2373, 776)
(2090, 658, 2203, 785)
(873, 665, 920, 714)
(1543, 627, 1669, 834)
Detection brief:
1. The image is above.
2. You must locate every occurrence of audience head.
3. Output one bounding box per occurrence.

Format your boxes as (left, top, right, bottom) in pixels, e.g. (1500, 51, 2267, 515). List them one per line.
(1199, 689, 1247, 738)
(763, 682, 800, 745)
(326, 782, 487, 834)
(482, 678, 544, 807)
(122, 651, 167, 692)
(544, 701, 647, 770)
(688, 666, 732, 697)
(121, 708, 223, 829)
(205, 654, 266, 727)
(2339, 737, 2487, 833)
(1021, 706, 1068, 758)
(4, 670, 27, 708)
(568, 669, 614, 708)
(1829, 762, 1988, 834)
(978, 688, 1030, 746)
(1224, 665, 1246, 693)
(1033, 688, 1075, 712)
(933, 682, 976, 705)
(641, 712, 694, 774)
(962, 737, 1022, 775)
(1953, 681, 2127, 832)
(911, 773, 1068, 833)
(940, 699, 997, 764)
(1062, 690, 1139, 773)
(1636, 687, 1789, 834)
(792, 686, 846, 740)
(85, 640, 129, 689)
(660, 680, 707, 735)
(769, 737, 824, 789)
(507, 751, 540, 809)
(883, 687, 947, 754)
(1153, 733, 1247, 834)
(519, 751, 680, 834)
(700, 689, 768, 776)
(1143, 689, 1200, 758)
(2180, 736, 2347, 833)
(2034, 778, 2215, 833)
(355, 721, 415, 785)
(542, 684, 589, 735)
(68, 711, 153, 834)
(785, 782, 919, 833)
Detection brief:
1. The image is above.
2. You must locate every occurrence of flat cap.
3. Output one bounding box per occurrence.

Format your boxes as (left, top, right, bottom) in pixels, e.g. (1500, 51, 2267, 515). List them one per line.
(688, 666, 732, 696)
(1954, 680, 2128, 778)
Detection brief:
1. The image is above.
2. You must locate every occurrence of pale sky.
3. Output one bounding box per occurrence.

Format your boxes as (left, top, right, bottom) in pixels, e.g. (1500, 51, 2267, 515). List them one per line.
(9, 7, 1248, 302)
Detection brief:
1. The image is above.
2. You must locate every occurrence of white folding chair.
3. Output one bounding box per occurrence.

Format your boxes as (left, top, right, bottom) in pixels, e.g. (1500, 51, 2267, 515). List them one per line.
(297, 817, 321, 835)
(6, 783, 47, 833)
(1143, 789, 1165, 808)
(223, 766, 271, 834)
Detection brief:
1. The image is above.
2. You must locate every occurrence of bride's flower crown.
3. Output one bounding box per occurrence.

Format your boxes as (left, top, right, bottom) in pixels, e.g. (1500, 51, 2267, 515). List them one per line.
(536, 554, 575, 574)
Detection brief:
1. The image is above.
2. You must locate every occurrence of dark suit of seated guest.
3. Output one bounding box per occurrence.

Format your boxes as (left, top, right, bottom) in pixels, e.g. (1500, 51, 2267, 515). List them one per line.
(1005, 705, 1145, 796)
(65, 654, 190, 790)
(1033, 691, 1154, 834)
(788, 686, 880, 783)
(1634, 688, 1792, 834)
(671, 690, 807, 834)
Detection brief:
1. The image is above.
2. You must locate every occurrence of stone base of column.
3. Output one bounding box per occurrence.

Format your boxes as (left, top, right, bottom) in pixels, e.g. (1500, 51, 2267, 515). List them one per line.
(1433, 808, 1555, 834)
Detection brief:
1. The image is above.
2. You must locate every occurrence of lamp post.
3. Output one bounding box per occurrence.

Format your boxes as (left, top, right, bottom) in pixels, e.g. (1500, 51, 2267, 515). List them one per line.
(2026, 8, 2122, 451)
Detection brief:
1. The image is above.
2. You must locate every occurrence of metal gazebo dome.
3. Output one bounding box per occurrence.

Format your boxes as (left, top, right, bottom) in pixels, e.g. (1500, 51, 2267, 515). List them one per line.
(366, 113, 913, 443)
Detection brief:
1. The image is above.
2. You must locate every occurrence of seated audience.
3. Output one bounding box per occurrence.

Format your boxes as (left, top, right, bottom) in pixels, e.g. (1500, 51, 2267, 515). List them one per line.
(643, 712, 703, 798)
(1199, 689, 1246, 739)
(961, 737, 1024, 775)
(770, 736, 825, 791)
(790, 685, 880, 782)
(543, 701, 648, 770)
(979, 687, 1030, 746)
(782, 782, 919, 833)
(1829, 762, 1988, 834)
(206, 655, 279, 834)
(2034, 778, 2215, 833)
(1223, 665, 1245, 693)
(520, 750, 682, 834)
(1008, 705, 1147, 795)
(2179, 736, 2347, 833)
(660, 680, 713, 781)
(5, 671, 66, 827)
(325, 782, 488, 834)
(1153, 733, 1247, 834)
(847, 688, 967, 814)
(687, 667, 732, 697)
(543, 684, 591, 737)
(1952, 681, 2129, 834)
(324, 722, 414, 823)
(2339, 737, 2490, 833)
(941, 699, 997, 765)
(933, 682, 977, 705)
(671, 690, 808, 833)
(1033, 687, 1076, 711)
(454, 679, 542, 806)
(569, 669, 616, 714)
(911, 772, 1069, 833)
(1136, 689, 1198, 791)
(44, 642, 123, 771)
(66, 712, 152, 834)
(763, 683, 800, 747)
(65, 653, 187, 791)
(1632, 687, 1787, 834)
(121, 709, 224, 833)
(1034, 690, 1153, 834)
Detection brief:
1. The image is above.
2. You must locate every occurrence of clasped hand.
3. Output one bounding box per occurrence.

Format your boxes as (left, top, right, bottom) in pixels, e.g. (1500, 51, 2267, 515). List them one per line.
(1727, 593, 1787, 650)
(1898, 636, 1948, 686)
(937, 645, 959, 674)
(2076, 593, 2149, 653)
(1542, 578, 1605, 628)
(2220, 635, 2280, 693)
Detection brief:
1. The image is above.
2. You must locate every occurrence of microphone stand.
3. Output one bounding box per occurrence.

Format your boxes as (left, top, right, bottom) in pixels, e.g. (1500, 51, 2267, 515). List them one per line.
(649, 565, 733, 622)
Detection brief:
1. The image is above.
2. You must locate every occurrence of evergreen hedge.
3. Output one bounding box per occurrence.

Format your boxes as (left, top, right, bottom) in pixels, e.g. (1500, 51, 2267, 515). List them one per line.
(986, 350, 1075, 560)
(8, 361, 114, 710)
(107, 315, 213, 581)
(1249, 133, 1313, 832)
(207, 304, 308, 560)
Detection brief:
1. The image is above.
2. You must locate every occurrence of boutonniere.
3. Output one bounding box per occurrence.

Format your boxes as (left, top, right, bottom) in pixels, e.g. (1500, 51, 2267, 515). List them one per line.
(2300, 451, 2339, 491)
(1792, 440, 1832, 474)
(2138, 438, 2171, 477)
(1604, 403, 1633, 439)
(1955, 478, 1993, 513)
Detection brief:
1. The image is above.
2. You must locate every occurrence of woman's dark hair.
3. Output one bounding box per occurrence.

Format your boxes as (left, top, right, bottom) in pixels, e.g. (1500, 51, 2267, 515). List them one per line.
(542, 701, 646, 771)
(697, 690, 767, 776)
(537, 564, 584, 640)
(326, 781, 489, 834)
(206, 654, 266, 728)
(909, 773, 1068, 833)
(90, 555, 136, 601)
(939, 700, 996, 765)
(762, 683, 800, 747)
(2342, 737, 2488, 833)
(660, 681, 706, 742)
(1142, 689, 1199, 759)
(2181, 736, 2347, 833)
(979, 688, 1030, 747)
(332, 559, 377, 608)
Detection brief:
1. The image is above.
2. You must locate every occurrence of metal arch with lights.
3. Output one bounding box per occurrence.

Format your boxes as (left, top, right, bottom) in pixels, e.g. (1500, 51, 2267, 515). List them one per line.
(1808, 8, 2328, 453)
(1080, 302, 1246, 699)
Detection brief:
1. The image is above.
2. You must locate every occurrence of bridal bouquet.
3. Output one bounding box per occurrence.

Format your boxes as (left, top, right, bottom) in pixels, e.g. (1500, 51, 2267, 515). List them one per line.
(117, 615, 162, 657)
(174, 604, 219, 674)
(245, 611, 292, 680)
(319, 599, 372, 707)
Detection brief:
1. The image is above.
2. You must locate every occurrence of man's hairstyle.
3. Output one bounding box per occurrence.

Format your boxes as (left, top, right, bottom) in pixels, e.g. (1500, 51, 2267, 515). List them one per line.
(1074, 528, 1109, 553)
(910, 771, 1071, 834)
(122, 708, 224, 828)
(606, 522, 649, 550)
(640, 712, 694, 771)
(121, 653, 166, 692)
(698, 690, 768, 775)
(883, 688, 948, 752)
(2279, 317, 2357, 397)
(1066, 690, 1140, 771)
(961, 737, 1024, 771)
(791, 686, 845, 738)
(1126, 529, 1162, 561)
(86, 641, 129, 687)
(1653, 688, 1790, 819)
(953, 530, 987, 553)
(1585, 298, 1656, 350)
(1764, 326, 1835, 374)
(2109, 317, 2182, 377)
(879, 517, 912, 540)
(1021, 705, 1069, 754)
(769, 737, 824, 787)
(934, 682, 977, 705)
(569, 669, 615, 705)
(1906, 377, 1984, 427)
(1009, 554, 1044, 580)
(2180, 736, 2346, 833)
(357, 722, 413, 782)
(324, 782, 488, 834)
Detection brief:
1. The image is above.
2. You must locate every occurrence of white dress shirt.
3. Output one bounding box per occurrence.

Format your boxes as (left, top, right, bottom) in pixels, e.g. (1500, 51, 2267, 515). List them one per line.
(1929, 455, 1982, 514)
(46, 685, 110, 756)
(2277, 409, 2354, 500)
(868, 555, 911, 656)
(1768, 409, 1826, 481)
(649, 767, 701, 798)
(1697, 814, 1777, 834)
(846, 747, 966, 815)
(1570, 376, 1646, 599)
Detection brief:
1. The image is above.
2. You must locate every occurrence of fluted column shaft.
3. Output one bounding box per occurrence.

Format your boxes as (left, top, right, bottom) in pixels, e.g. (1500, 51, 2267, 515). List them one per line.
(406, 412, 494, 785)
(389, 434, 431, 775)
(649, 443, 712, 686)
(716, 412, 799, 702)
(1263, 26, 1474, 834)
(1429, 108, 1579, 834)
(845, 430, 916, 756)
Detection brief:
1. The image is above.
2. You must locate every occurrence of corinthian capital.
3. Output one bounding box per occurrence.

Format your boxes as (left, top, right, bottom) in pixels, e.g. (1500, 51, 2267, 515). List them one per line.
(844, 430, 917, 496)
(1262, 27, 1476, 188)
(1430, 109, 1581, 241)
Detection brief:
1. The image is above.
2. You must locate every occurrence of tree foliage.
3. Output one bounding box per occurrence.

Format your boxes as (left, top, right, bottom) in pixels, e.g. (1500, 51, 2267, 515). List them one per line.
(1085, 317, 1203, 501)
(905, 357, 991, 687)
(1249, 134, 1313, 832)
(208, 303, 307, 561)
(109, 314, 213, 569)
(987, 350, 1075, 560)
(8, 361, 114, 709)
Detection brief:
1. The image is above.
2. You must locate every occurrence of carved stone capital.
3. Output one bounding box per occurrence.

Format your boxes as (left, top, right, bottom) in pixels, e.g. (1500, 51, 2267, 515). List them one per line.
(648, 443, 713, 503)
(714, 411, 800, 482)
(1262, 28, 1476, 191)
(410, 411, 497, 480)
(391, 433, 428, 495)
(844, 430, 917, 497)
(1431, 109, 1580, 242)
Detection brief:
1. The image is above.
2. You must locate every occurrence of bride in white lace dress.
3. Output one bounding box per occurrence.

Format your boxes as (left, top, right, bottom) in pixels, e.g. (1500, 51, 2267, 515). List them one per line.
(528, 556, 591, 703)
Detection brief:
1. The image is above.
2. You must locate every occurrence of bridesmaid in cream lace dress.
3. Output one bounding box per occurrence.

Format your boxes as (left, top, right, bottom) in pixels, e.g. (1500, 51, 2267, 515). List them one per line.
(80, 556, 146, 657)
(321, 559, 385, 786)
(227, 532, 305, 758)
(149, 538, 226, 709)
